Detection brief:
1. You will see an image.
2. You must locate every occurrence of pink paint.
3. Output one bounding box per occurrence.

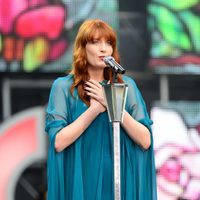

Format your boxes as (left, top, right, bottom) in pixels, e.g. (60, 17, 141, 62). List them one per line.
(0, 0, 28, 34)
(159, 159, 181, 182)
(15, 6, 66, 39)
(48, 39, 68, 60)
(0, 117, 38, 200)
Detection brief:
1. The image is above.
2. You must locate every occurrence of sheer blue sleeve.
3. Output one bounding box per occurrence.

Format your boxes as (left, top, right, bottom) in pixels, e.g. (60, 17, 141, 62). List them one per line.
(45, 78, 68, 145)
(45, 77, 71, 200)
(123, 76, 153, 130)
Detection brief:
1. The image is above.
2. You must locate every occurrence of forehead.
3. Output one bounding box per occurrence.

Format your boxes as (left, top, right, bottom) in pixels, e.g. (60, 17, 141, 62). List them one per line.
(87, 28, 114, 41)
(92, 32, 109, 40)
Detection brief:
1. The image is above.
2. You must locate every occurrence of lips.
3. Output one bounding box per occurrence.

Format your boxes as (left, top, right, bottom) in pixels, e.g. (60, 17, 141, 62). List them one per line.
(99, 56, 105, 61)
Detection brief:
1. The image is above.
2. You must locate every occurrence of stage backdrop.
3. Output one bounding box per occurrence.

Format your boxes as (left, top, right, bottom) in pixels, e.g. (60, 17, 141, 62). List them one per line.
(151, 101, 200, 200)
(148, 0, 200, 74)
(0, 0, 118, 73)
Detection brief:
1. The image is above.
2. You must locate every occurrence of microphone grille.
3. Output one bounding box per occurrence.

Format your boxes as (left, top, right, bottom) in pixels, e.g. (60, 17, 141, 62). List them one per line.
(103, 56, 114, 63)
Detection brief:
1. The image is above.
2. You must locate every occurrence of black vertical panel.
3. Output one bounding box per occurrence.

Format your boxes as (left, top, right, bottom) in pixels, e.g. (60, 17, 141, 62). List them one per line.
(118, 0, 150, 71)
(119, 0, 149, 12)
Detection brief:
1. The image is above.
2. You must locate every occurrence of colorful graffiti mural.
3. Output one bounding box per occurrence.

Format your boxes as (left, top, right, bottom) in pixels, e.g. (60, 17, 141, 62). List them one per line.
(0, 0, 118, 72)
(151, 102, 200, 200)
(0, 107, 46, 200)
(148, 0, 200, 73)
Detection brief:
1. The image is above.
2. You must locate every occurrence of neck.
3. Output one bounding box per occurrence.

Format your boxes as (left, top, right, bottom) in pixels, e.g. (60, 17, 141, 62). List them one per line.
(88, 67, 104, 82)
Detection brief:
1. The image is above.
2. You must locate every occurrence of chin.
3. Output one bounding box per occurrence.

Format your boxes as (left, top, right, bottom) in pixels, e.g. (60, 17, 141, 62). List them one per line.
(99, 65, 107, 69)
(94, 64, 106, 69)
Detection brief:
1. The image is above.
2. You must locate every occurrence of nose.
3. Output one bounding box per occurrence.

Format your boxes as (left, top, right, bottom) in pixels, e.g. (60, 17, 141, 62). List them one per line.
(99, 41, 107, 52)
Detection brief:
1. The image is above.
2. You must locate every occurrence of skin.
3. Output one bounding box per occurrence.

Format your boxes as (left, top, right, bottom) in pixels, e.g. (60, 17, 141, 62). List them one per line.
(54, 35, 151, 152)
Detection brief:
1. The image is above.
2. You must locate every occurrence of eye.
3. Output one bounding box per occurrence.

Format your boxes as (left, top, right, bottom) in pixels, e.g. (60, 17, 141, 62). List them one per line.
(92, 39, 99, 44)
(106, 40, 112, 45)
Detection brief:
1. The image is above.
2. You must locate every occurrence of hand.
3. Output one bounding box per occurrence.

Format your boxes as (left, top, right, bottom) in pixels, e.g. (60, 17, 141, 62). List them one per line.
(84, 79, 107, 107)
(90, 98, 106, 113)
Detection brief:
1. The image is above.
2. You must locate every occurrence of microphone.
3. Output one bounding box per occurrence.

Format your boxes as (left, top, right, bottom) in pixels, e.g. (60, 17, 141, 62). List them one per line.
(103, 56, 125, 74)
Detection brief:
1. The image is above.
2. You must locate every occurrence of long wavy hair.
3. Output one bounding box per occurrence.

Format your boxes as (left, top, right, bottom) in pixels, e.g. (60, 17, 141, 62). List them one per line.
(70, 19, 123, 106)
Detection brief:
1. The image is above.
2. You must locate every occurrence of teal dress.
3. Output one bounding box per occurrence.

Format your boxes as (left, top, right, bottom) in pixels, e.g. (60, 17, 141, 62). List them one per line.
(45, 74, 157, 200)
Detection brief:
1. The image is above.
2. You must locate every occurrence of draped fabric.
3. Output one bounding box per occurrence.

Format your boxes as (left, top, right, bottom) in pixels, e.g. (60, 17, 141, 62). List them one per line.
(45, 74, 157, 200)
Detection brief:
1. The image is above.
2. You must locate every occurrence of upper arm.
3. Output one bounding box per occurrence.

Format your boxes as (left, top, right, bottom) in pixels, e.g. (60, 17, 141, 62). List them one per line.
(45, 78, 69, 144)
(124, 77, 153, 129)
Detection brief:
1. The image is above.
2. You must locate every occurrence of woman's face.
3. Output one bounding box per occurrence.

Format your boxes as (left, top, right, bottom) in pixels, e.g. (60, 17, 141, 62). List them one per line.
(85, 35, 113, 70)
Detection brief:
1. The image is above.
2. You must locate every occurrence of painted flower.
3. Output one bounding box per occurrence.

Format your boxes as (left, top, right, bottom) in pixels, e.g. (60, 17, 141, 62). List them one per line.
(0, 0, 68, 72)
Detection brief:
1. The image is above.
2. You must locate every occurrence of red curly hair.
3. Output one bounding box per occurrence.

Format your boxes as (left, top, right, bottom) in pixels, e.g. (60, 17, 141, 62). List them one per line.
(70, 19, 123, 106)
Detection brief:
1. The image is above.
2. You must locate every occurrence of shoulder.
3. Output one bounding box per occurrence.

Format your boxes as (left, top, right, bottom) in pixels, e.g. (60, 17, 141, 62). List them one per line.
(52, 74, 74, 90)
(122, 75, 137, 88)
(122, 75, 143, 97)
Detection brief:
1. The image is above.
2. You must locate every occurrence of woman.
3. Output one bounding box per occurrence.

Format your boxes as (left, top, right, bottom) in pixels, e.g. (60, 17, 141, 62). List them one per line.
(45, 19, 157, 200)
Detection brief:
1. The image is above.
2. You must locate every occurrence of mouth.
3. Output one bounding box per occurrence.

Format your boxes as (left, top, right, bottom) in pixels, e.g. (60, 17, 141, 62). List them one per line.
(99, 56, 105, 61)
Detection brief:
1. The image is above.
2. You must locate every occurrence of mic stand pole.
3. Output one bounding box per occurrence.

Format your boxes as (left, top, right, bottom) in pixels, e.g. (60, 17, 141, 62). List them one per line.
(102, 72, 128, 200)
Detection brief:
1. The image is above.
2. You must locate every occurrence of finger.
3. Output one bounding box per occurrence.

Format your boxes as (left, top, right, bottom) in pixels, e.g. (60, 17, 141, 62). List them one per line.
(84, 86, 99, 95)
(85, 83, 103, 95)
(86, 80, 101, 89)
(89, 95, 107, 109)
(86, 91, 99, 100)
(87, 79, 102, 88)
(86, 91, 104, 102)
(85, 81, 99, 90)
(90, 98, 106, 112)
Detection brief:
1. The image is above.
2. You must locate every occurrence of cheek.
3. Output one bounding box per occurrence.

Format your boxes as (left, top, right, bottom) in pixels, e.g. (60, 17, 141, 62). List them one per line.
(85, 50, 96, 66)
(109, 47, 114, 55)
(86, 50, 94, 62)
(86, 46, 95, 58)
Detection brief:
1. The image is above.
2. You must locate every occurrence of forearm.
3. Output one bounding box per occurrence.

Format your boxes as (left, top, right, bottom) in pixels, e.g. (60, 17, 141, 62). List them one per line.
(55, 106, 100, 152)
(121, 111, 151, 150)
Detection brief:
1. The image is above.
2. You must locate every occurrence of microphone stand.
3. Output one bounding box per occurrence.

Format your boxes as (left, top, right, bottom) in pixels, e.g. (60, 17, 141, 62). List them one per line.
(102, 71, 128, 200)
